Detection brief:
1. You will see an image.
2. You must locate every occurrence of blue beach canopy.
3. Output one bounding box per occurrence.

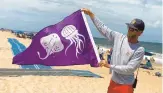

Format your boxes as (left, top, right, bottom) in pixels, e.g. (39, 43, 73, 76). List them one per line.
(145, 51, 155, 56)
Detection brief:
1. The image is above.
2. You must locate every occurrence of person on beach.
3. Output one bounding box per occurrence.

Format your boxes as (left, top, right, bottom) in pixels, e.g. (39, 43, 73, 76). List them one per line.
(140, 59, 153, 70)
(102, 49, 110, 63)
(145, 59, 153, 70)
(107, 48, 112, 64)
(82, 8, 145, 93)
(98, 47, 104, 60)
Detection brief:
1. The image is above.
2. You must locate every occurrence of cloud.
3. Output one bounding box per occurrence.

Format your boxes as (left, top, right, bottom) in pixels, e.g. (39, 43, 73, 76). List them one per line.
(0, 0, 162, 28)
(147, 20, 161, 28)
(91, 0, 162, 27)
(0, 15, 6, 18)
(0, 0, 161, 42)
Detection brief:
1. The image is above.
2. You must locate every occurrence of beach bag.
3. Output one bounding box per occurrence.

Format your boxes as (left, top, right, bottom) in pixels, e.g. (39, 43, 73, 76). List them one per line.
(132, 77, 137, 88)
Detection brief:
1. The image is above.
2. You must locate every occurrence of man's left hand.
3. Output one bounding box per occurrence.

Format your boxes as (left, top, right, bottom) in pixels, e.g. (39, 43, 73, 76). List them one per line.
(98, 60, 105, 67)
(98, 60, 110, 68)
(103, 63, 110, 68)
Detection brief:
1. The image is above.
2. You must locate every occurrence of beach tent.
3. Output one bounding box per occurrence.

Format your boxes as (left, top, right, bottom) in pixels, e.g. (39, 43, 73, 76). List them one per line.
(145, 51, 155, 56)
(16, 31, 24, 34)
(26, 33, 34, 39)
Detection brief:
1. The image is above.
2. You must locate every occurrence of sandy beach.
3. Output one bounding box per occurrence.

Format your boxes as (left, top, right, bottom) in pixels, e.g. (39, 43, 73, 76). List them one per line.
(0, 31, 162, 93)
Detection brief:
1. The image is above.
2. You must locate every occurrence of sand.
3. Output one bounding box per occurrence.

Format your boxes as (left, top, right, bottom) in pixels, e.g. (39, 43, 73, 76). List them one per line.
(0, 31, 162, 93)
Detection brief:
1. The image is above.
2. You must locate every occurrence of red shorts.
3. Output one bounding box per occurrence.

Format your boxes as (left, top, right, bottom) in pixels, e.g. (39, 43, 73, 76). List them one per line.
(107, 80, 133, 93)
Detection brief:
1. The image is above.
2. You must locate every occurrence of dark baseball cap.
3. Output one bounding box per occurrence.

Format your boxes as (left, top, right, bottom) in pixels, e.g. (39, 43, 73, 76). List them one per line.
(126, 19, 145, 31)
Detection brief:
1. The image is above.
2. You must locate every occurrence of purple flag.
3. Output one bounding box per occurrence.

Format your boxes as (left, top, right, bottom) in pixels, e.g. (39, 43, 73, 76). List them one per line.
(13, 10, 100, 67)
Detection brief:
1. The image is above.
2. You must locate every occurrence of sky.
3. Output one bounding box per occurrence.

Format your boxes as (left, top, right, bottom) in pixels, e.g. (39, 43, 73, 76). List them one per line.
(0, 0, 162, 43)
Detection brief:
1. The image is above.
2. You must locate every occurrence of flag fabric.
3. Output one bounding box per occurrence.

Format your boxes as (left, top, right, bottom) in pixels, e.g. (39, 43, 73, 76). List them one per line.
(13, 9, 100, 67)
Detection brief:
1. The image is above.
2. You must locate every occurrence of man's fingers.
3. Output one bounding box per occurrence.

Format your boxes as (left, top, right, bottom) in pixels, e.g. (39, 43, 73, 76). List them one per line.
(98, 63, 103, 67)
(81, 8, 86, 10)
(99, 64, 104, 67)
(98, 61, 105, 67)
(81, 8, 84, 11)
(81, 8, 90, 14)
(81, 8, 87, 12)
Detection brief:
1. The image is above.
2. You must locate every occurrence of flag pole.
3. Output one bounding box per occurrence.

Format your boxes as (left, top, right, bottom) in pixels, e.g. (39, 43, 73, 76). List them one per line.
(81, 9, 101, 63)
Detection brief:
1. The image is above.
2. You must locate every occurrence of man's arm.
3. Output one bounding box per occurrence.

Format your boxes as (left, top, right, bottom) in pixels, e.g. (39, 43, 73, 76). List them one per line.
(81, 8, 121, 42)
(91, 17, 119, 41)
(110, 47, 145, 75)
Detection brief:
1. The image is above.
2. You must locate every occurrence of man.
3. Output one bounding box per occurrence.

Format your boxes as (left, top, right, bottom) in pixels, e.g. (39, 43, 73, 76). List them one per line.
(82, 8, 145, 93)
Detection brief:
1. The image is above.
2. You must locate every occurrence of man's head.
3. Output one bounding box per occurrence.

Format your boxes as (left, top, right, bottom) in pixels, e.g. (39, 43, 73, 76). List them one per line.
(126, 19, 145, 40)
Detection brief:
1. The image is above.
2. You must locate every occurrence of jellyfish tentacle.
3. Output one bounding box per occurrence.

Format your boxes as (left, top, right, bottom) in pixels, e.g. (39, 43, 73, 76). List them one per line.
(78, 39, 82, 52)
(74, 35, 79, 43)
(78, 34, 85, 49)
(76, 43, 81, 58)
(76, 42, 79, 58)
(76, 40, 82, 54)
(71, 37, 77, 47)
(74, 36, 84, 51)
(75, 37, 83, 58)
(78, 34, 85, 42)
(72, 36, 81, 56)
(76, 37, 83, 52)
(77, 36, 84, 54)
(74, 36, 81, 51)
(79, 39, 84, 50)
(65, 39, 73, 56)
(72, 36, 81, 52)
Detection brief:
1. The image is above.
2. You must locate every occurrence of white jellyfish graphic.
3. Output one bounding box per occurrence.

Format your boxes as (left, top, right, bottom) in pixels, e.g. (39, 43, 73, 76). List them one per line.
(61, 25, 85, 58)
(37, 33, 64, 60)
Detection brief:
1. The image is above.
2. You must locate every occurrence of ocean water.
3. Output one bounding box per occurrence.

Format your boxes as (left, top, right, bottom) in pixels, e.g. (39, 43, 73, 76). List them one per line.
(12, 30, 162, 54)
(93, 37, 162, 54)
(13, 30, 162, 54)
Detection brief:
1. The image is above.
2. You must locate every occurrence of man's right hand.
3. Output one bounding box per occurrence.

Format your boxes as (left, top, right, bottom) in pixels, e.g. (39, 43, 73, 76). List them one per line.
(81, 8, 95, 19)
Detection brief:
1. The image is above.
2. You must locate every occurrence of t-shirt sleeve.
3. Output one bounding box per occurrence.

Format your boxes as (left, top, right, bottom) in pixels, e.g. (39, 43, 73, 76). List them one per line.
(110, 47, 145, 75)
(92, 16, 121, 42)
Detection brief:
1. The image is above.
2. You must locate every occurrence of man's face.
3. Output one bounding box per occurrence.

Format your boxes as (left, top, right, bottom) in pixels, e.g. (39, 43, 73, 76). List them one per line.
(127, 27, 142, 39)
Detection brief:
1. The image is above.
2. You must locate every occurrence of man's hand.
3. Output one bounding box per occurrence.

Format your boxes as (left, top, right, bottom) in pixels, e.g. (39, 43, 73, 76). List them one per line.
(103, 62, 110, 68)
(81, 8, 94, 19)
(98, 60, 106, 67)
(98, 60, 110, 68)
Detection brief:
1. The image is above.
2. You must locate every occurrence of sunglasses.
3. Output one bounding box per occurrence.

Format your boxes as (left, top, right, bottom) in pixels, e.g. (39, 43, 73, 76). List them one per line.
(128, 27, 139, 32)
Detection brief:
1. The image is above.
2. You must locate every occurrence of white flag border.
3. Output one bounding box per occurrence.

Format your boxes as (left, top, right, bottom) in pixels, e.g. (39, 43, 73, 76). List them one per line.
(81, 10, 101, 63)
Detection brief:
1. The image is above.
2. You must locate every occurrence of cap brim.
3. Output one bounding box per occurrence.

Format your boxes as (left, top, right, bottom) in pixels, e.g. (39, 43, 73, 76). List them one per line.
(125, 23, 137, 29)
